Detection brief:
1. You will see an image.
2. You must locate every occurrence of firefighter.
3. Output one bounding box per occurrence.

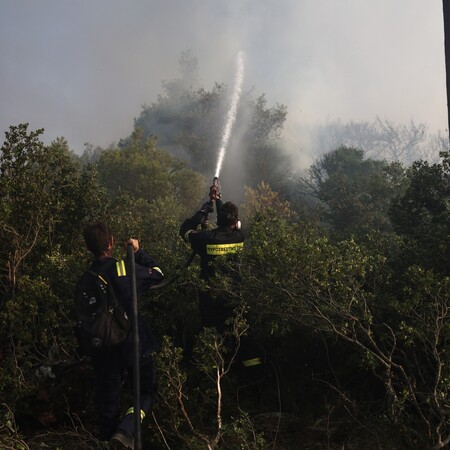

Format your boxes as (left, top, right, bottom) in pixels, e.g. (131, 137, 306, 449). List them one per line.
(179, 182, 262, 369)
(82, 222, 163, 449)
(179, 186, 243, 330)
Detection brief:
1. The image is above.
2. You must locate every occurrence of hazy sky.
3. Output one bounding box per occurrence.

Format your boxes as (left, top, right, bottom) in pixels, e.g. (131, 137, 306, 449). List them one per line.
(0, 0, 447, 155)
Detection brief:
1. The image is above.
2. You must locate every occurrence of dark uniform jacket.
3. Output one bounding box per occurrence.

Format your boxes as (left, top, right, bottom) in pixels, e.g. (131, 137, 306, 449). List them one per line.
(179, 210, 244, 281)
(89, 248, 163, 355)
(88, 248, 163, 440)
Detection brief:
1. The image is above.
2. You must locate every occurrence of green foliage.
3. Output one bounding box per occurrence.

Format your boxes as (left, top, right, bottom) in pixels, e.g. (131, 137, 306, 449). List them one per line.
(133, 70, 229, 176)
(1, 89, 450, 448)
(242, 197, 450, 447)
(0, 404, 29, 450)
(0, 124, 110, 443)
(154, 308, 265, 450)
(303, 146, 407, 239)
(390, 158, 450, 276)
(0, 124, 109, 299)
(95, 130, 204, 216)
(221, 411, 267, 450)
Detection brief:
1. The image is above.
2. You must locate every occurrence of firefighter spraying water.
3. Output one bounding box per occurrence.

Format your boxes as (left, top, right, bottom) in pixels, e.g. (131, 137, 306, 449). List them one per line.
(181, 50, 245, 279)
(181, 50, 246, 288)
(179, 174, 262, 372)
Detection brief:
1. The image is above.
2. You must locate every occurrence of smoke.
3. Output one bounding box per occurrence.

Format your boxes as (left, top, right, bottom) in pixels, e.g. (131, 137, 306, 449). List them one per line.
(0, 0, 446, 174)
(284, 117, 446, 170)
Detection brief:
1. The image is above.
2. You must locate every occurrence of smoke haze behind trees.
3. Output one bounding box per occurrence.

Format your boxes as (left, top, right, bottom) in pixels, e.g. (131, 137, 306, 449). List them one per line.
(0, 0, 447, 173)
(121, 51, 445, 205)
(128, 51, 290, 202)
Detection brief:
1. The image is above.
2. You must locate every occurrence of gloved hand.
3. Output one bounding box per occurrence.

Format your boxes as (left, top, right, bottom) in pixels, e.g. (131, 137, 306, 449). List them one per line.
(200, 217, 210, 229)
(200, 201, 214, 215)
(209, 184, 221, 201)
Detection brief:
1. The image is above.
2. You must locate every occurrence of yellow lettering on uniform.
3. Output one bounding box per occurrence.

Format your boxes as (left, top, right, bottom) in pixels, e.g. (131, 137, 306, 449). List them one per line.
(206, 242, 244, 255)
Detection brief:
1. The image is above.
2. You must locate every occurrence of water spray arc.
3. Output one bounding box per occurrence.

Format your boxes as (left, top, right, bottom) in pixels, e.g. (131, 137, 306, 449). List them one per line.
(214, 51, 245, 179)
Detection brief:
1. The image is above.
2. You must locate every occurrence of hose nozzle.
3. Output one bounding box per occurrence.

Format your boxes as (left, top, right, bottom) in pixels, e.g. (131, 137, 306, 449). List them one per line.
(209, 177, 221, 201)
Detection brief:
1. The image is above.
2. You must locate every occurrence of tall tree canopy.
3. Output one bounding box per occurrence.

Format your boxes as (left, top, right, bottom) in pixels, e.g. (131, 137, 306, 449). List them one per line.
(96, 128, 204, 217)
(130, 51, 291, 198)
(0, 124, 105, 300)
(389, 155, 450, 276)
(303, 146, 407, 239)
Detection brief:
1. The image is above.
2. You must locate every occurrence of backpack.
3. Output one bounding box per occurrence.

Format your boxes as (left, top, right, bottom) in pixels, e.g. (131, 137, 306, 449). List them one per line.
(73, 259, 131, 356)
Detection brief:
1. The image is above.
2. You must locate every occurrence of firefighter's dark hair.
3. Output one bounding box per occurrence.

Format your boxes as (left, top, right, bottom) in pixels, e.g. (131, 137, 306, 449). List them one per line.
(217, 202, 238, 227)
(83, 222, 113, 257)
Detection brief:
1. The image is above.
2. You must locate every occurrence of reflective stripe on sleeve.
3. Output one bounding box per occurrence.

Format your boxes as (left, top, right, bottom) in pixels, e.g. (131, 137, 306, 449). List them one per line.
(116, 260, 127, 277)
(206, 242, 244, 255)
(152, 266, 164, 276)
(184, 229, 194, 241)
(242, 357, 262, 367)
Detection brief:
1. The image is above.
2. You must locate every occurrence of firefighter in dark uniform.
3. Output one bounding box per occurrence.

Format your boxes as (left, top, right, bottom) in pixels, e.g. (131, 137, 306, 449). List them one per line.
(180, 195, 243, 330)
(83, 222, 164, 449)
(179, 185, 261, 368)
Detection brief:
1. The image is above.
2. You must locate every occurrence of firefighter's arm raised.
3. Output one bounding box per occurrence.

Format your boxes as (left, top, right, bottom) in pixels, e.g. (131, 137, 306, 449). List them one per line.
(124, 238, 164, 281)
(127, 238, 139, 253)
(179, 201, 214, 242)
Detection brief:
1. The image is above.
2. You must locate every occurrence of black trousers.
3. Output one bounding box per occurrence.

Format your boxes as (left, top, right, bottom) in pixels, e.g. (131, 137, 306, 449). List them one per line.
(92, 341, 155, 441)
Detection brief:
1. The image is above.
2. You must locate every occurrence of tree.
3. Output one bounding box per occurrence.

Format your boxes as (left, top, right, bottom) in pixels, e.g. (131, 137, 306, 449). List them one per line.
(302, 146, 407, 239)
(241, 181, 291, 225)
(389, 157, 450, 276)
(0, 126, 111, 299)
(95, 129, 204, 217)
(371, 117, 427, 164)
(0, 124, 47, 299)
(0, 125, 100, 298)
(242, 202, 450, 448)
(153, 307, 263, 450)
(131, 53, 291, 201)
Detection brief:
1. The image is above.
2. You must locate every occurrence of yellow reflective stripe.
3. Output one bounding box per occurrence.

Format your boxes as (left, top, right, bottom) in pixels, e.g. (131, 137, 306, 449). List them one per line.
(242, 357, 262, 367)
(206, 242, 244, 255)
(116, 260, 126, 277)
(153, 266, 164, 276)
(125, 407, 145, 421)
(184, 229, 194, 241)
(98, 274, 108, 284)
